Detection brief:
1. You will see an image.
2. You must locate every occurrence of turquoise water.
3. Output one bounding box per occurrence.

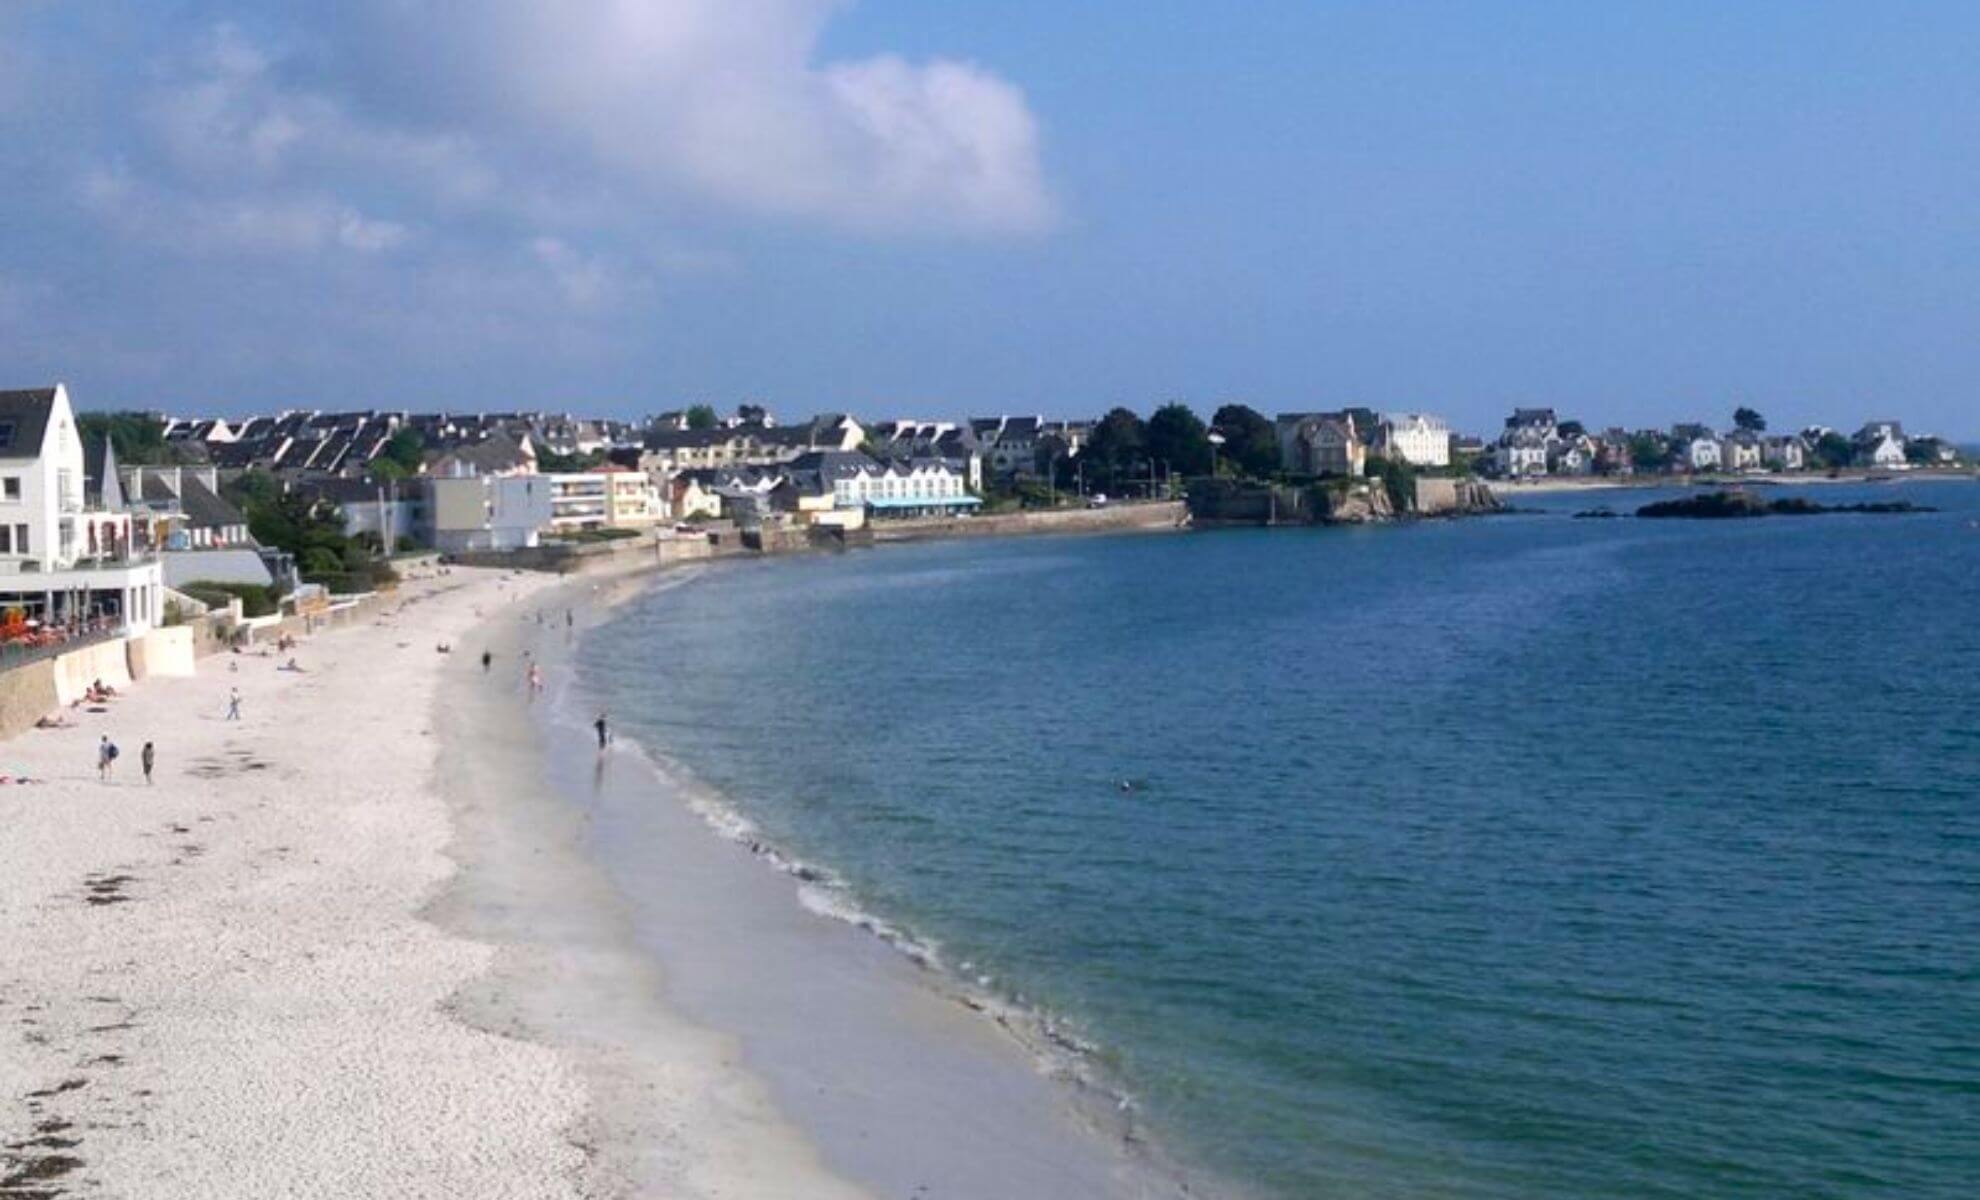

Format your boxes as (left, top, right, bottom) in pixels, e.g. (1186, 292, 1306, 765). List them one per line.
(580, 481, 1980, 1199)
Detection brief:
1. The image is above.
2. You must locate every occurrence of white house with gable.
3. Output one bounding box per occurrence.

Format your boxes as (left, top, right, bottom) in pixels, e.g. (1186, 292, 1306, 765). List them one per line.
(0, 385, 166, 635)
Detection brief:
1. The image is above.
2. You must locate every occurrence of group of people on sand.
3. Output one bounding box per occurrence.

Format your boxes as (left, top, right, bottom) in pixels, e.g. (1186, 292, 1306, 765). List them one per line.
(95, 734, 155, 784)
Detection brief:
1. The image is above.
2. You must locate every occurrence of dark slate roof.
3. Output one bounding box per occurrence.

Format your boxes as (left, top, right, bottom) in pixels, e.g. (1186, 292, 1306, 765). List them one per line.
(179, 477, 248, 530)
(431, 431, 533, 476)
(211, 440, 268, 469)
(292, 476, 394, 505)
(783, 450, 883, 480)
(0, 388, 57, 460)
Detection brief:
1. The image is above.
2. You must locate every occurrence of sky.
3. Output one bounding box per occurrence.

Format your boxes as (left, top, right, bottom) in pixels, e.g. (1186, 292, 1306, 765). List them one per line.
(2, 1, 1977, 437)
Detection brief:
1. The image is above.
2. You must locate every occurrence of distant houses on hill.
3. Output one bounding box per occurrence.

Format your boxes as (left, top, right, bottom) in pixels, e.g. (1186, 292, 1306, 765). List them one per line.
(1482, 409, 1961, 481)
(18, 386, 1963, 581)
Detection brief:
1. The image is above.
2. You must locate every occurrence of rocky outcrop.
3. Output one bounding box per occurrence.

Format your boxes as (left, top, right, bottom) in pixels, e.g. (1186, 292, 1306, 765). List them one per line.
(1185, 476, 1497, 527)
(1636, 491, 1937, 519)
(1413, 477, 1501, 516)
(1317, 480, 1395, 523)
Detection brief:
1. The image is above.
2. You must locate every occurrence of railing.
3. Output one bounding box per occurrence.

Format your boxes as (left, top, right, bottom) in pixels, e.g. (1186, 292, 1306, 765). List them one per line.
(0, 621, 127, 672)
(0, 549, 159, 576)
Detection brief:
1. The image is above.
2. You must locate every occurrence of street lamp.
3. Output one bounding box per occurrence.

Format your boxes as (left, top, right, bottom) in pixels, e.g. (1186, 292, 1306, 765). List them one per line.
(1208, 431, 1226, 477)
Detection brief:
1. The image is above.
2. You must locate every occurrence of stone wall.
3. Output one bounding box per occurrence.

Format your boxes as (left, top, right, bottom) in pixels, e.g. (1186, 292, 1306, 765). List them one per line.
(1414, 477, 1501, 516)
(870, 501, 1187, 543)
(51, 639, 135, 707)
(0, 659, 59, 741)
(128, 627, 196, 680)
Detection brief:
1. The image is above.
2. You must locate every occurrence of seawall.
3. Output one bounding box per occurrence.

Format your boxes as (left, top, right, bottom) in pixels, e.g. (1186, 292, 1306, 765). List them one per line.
(0, 626, 198, 739)
(870, 501, 1187, 543)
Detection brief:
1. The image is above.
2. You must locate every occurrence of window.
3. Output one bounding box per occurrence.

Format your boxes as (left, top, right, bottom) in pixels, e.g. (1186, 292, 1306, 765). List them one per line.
(0, 526, 10, 553)
(14, 524, 26, 554)
(0, 477, 15, 500)
(0, 421, 14, 450)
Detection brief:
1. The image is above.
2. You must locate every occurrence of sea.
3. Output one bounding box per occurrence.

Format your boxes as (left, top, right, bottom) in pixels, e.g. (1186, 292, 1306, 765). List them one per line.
(575, 479, 1980, 1200)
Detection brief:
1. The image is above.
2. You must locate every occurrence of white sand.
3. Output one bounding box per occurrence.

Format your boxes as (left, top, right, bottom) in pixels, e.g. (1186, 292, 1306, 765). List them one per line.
(0, 567, 872, 1199)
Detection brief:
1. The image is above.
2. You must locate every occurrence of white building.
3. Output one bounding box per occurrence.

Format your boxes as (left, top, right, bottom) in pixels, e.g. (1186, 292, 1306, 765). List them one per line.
(1720, 431, 1765, 472)
(1854, 422, 1909, 469)
(424, 474, 553, 553)
(1376, 413, 1452, 468)
(1548, 434, 1597, 476)
(781, 451, 979, 522)
(546, 468, 664, 533)
(0, 385, 166, 635)
(1493, 431, 1551, 478)
(1678, 435, 1722, 472)
(1763, 436, 1807, 472)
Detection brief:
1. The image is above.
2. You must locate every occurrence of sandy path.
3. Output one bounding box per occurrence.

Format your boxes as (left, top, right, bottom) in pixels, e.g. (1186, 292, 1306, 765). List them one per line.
(0, 570, 588, 1198)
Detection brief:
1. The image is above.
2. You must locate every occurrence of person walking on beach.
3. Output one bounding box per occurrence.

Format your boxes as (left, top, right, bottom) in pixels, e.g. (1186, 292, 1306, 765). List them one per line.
(527, 663, 543, 699)
(97, 735, 118, 782)
(481, 649, 492, 674)
(226, 687, 242, 721)
(594, 712, 610, 751)
(141, 741, 155, 785)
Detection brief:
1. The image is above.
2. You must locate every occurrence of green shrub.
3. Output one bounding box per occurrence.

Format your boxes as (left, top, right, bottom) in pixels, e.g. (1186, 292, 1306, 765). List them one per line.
(181, 580, 279, 618)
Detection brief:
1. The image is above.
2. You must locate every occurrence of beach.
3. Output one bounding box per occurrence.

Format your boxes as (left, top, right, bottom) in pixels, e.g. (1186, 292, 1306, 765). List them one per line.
(0, 566, 869, 1198)
(1, 560, 1189, 1198)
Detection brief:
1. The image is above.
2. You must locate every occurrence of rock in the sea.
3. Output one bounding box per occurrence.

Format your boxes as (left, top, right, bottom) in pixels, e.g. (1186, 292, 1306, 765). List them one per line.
(1637, 491, 1937, 519)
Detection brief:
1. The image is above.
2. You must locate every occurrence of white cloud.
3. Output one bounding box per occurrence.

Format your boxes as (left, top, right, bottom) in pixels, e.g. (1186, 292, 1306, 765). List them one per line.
(338, 209, 409, 254)
(341, 0, 1057, 234)
(530, 237, 617, 307)
(80, 161, 410, 257)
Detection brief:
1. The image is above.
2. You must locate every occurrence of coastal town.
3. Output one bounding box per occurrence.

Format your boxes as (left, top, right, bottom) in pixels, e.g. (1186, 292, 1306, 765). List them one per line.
(0, 381, 1969, 658)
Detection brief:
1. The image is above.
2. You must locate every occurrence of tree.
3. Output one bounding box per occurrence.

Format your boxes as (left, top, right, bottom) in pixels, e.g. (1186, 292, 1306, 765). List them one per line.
(381, 427, 425, 472)
(77, 412, 177, 465)
(1210, 403, 1280, 478)
(1629, 433, 1673, 472)
(1733, 406, 1767, 433)
(536, 448, 606, 473)
(1813, 431, 1853, 470)
(685, 404, 719, 431)
(1145, 402, 1213, 478)
(1365, 455, 1418, 512)
(1081, 407, 1146, 493)
(1558, 419, 1587, 439)
(368, 458, 408, 482)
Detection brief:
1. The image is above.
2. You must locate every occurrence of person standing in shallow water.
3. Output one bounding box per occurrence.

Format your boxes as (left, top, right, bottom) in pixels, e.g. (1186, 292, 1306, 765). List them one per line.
(141, 741, 155, 785)
(594, 712, 610, 751)
(481, 650, 492, 674)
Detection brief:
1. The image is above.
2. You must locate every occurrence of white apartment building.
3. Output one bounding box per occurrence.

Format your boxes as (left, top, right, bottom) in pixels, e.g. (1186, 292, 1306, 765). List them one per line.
(1377, 413, 1452, 468)
(0, 385, 166, 635)
(546, 468, 664, 532)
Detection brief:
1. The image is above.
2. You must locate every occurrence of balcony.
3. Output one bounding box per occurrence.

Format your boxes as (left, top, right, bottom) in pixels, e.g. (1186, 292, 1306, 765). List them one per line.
(0, 549, 159, 577)
(0, 618, 127, 672)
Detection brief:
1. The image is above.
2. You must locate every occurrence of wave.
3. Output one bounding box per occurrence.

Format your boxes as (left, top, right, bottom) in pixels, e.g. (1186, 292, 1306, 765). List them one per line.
(551, 642, 1168, 1155)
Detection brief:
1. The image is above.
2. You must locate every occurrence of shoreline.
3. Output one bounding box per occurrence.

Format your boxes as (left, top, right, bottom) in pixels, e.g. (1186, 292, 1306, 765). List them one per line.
(491, 559, 1214, 1199)
(0, 530, 1218, 1198)
(424, 566, 880, 1198)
